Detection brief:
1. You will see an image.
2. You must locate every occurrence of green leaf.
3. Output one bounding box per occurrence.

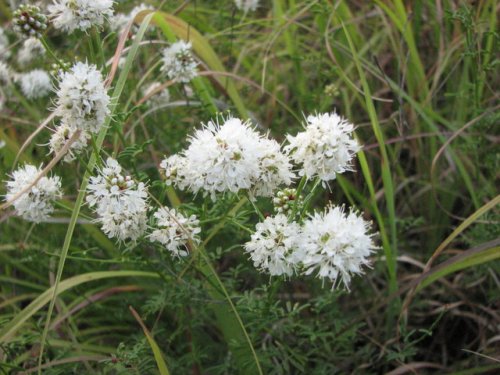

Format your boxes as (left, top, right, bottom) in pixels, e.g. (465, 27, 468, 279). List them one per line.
(0, 270, 159, 343)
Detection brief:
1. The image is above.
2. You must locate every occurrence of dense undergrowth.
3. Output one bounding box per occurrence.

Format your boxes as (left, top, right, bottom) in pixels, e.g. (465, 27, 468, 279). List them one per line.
(0, 0, 498, 374)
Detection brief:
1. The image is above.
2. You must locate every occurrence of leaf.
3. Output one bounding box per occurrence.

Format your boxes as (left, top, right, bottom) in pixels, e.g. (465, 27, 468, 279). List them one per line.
(0, 270, 159, 343)
(129, 306, 171, 375)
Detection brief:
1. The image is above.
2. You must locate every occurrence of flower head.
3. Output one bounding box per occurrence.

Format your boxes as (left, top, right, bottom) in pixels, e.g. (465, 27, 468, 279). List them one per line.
(285, 113, 360, 182)
(55, 62, 110, 134)
(300, 205, 376, 289)
(13, 4, 48, 38)
(17, 37, 46, 66)
(48, 123, 90, 162)
(149, 207, 201, 257)
(49, 0, 114, 33)
(161, 41, 198, 83)
(273, 187, 302, 215)
(5, 164, 62, 223)
(86, 158, 149, 242)
(252, 137, 295, 197)
(234, 0, 259, 12)
(17, 70, 52, 99)
(160, 116, 293, 199)
(244, 214, 302, 276)
(0, 61, 12, 86)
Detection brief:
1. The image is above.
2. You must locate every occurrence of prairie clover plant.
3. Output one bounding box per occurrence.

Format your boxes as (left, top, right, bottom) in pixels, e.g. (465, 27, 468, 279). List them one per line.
(0, 3, 386, 371)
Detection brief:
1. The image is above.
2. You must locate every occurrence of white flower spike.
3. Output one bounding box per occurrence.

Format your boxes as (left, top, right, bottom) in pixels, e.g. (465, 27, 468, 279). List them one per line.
(5, 164, 62, 223)
(285, 112, 360, 183)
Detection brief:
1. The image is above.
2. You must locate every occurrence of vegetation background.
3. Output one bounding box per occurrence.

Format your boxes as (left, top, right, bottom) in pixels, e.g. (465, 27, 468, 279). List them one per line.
(0, 0, 498, 373)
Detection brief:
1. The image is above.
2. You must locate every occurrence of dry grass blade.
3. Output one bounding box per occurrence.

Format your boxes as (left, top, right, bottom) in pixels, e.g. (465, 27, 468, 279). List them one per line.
(13, 112, 56, 168)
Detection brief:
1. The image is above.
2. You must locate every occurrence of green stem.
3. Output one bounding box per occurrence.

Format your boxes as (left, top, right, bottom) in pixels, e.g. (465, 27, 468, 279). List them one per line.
(40, 37, 66, 71)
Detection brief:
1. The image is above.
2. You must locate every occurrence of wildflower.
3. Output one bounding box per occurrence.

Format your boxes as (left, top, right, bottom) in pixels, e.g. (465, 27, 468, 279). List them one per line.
(17, 38, 46, 66)
(86, 158, 148, 242)
(159, 154, 189, 189)
(161, 116, 293, 199)
(273, 187, 302, 215)
(13, 4, 48, 38)
(49, 0, 114, 33)
(252, 137, 295, 197)
(300, 205, 376, 289)
(149, 207, 201, 257)
(285, 112, 360, 182)
(48, 123, 90, 162)
(179, 117, 262, 198)
(244, 214, 302, 276)
(0, 61, 11, 85)
(160, 41, 198, 83)
(142, 82, 170, 107)
(0, 27, 10, 60)
(17, 70, 52, 99)
(5, 164, 62, 223)
(54, 62, 110, 134)
(234, 0, 260, 12)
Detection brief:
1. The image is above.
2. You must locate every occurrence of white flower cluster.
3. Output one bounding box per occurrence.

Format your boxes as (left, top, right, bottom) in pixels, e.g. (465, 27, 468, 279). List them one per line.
(235, 0, 260, 12)
(50, 62, 110, 162)
(0, 61, 11, 85)
(48, 122, 91, 162)
(160, 117, 294, 199)
(149, 207, 201, 257)
(5, 164, 62, 223)
(161, 41, 198, 83)
(244, 214, 301, 277)
(49, 0, 114, 33)
(244, 206, 376, 289)
(55, 62, 110, 133)
(285, 113, 360, 182)
(17, 38, 46, 66)
(86, 158, 149, 242)
(17, 69, 52, 99)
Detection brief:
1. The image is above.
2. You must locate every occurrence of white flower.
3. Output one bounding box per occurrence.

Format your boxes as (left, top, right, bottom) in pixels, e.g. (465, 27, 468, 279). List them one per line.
(0, 61, 12, 85)
(159, 154, 188, 189)
(160, 117, 293, 199)
(48, 122, 90, 162)
(17, 70, 52, 99)
(235, 0, 259, 12)
(285, 113, 360, 182)
(160, 41, 198, 83)
(55, 62, 110, 134)
(49, 0, 114, 33)
(149, 207, 201, 257)
(142, 82, 170, 107)
(5, 164, 62, 223)
(252, 137, 295, 197)
(17, 37, 46, 66)
(182, 117, 262, 198)
(86, 158, 149, 242)
(244, 214, 302, 276)
(300, 205, 376, 289)
(0, 27, 10, 60)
